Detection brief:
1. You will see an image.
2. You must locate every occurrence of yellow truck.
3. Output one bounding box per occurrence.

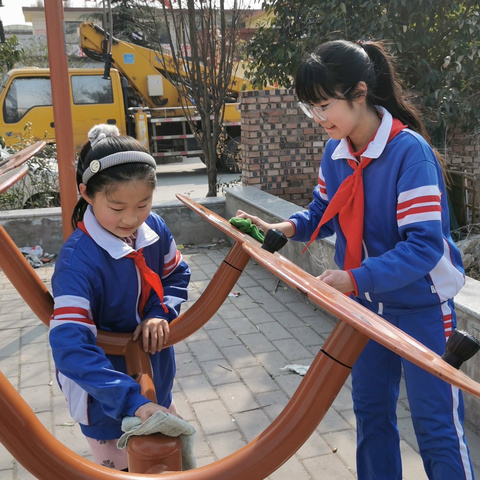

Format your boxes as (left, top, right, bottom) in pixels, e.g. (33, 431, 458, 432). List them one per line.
(0, 22, 250, 171)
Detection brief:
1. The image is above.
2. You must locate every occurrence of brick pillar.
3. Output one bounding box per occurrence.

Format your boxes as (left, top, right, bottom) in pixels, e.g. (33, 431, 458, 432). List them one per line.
(239, 89, 329, 208)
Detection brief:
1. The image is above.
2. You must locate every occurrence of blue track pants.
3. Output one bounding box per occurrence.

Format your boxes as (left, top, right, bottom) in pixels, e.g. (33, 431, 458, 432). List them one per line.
(351, 300, 475, 480)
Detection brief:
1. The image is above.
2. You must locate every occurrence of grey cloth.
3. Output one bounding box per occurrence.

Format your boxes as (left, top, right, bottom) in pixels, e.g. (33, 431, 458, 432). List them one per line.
(117, 411, 196, 471)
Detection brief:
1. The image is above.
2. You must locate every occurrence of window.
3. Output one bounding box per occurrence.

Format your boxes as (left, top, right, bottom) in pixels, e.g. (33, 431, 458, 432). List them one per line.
(71, 75, 114, 105)
(3, 77, 52, 124)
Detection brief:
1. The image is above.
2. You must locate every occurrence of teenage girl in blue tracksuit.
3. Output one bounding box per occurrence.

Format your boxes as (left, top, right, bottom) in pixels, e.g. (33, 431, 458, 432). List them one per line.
(236, 40, 474, 479)
(49, 125, 190, 471)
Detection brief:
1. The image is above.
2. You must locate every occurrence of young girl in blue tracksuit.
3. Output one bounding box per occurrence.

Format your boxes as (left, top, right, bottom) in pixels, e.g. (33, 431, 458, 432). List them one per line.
(236, 40, 474, 480)
(49, 124, 190, 471)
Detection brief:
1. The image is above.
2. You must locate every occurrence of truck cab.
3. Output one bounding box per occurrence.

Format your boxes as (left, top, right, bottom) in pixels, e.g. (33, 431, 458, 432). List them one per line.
(0, 68, 127, 149)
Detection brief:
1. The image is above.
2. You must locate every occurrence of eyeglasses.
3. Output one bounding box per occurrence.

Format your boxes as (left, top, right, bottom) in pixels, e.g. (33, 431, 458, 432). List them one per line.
(298, 88, 351, 121)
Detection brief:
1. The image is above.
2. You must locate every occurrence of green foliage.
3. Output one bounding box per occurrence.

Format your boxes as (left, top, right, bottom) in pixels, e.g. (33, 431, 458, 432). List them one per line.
(245, 0, 480, 134)
(0, 35, 25, 77)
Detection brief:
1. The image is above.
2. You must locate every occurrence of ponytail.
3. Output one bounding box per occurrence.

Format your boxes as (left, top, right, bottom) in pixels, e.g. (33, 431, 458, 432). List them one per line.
(360, 41, 430, 142)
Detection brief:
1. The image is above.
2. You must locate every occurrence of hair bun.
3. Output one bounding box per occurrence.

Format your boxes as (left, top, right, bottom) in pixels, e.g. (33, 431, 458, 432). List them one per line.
(88, 124, 120, 147)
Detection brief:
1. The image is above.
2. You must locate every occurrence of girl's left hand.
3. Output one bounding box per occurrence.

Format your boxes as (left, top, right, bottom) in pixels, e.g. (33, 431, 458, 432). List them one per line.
(135, 402, 181, 423)
(133, 317, 170, 354)
(318, 269, 354, 294)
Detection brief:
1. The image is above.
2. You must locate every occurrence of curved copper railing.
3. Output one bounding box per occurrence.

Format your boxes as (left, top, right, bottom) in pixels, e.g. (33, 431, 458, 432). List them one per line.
(0, 189, 479, 479)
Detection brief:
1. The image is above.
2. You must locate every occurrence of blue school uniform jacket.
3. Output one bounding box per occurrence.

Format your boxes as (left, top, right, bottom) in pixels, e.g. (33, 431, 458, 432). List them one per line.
(49, 206, 190, 440)
(289, 107, 464, 315)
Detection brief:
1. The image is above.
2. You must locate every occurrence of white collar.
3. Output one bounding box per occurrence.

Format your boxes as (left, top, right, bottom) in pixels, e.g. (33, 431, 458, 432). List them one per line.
(331, 106, 395, 162)
(83, 205, 159, 259)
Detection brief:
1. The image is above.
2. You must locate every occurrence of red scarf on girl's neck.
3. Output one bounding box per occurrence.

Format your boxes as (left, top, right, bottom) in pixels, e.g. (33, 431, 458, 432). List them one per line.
(304, 118, 407, 270)
(77, 221, 168, 317)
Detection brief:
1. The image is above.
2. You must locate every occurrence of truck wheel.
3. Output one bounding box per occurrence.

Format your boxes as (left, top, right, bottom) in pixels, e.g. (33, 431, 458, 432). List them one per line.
(218, 137, 241, 173)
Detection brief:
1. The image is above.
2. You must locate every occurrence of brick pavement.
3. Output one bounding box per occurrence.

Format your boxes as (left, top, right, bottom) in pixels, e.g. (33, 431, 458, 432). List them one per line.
(0, 244, 479, 479)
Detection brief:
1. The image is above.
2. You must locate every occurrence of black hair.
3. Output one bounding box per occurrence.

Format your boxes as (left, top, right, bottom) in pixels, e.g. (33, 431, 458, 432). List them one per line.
(294, 40, 430, 142)
(72, 135, 157, 229)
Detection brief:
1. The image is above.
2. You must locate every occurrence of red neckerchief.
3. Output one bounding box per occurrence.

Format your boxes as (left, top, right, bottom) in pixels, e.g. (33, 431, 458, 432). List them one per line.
(304, 118, 407, 270)
(78, 221, 168, 317)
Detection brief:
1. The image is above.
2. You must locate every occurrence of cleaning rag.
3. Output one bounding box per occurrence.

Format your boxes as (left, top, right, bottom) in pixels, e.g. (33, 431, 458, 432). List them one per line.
(117, 411, 196, 470)
(229, 217, 265, 242)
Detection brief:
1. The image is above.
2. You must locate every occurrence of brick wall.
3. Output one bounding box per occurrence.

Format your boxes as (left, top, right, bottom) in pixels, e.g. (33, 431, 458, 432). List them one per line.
(240, 88, 329, 208)
(239, 88, 480, 218)
(447, 130, 480, 175)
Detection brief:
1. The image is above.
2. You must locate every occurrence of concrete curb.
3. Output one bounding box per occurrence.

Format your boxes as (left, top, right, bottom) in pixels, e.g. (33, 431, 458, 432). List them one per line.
(0, 196, 227, 254)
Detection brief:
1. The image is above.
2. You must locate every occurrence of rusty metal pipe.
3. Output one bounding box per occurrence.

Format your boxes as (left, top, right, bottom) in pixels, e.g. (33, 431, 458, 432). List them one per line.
(44, 0, 77, 240)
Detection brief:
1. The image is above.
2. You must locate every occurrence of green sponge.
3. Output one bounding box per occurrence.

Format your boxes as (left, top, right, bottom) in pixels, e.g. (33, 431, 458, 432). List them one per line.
(229, 217, 265, 243)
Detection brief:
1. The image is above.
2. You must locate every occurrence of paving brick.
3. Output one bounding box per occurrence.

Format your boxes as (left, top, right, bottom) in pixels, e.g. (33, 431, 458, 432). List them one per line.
(330, 384, 354, 413)
(222, 314, 259, 335)
(216, 381, 259, 413)
(187, 338, 224, 362)
(322, 430, 358, 476)
(175, 352, 202, 377)
(176, 375, 218, 404)
(0, 331, 20, 359)
(0, 444, 14, 473)
(303, 314, 338, 335)
(206, 430, 246, 460)
(274, 371, 303, 397)
(201, 313, 227, 331)
(302, 453, 356, 480)
(19, 342, 49, 365)
(191, 399, 237, 436)
(171, 388, 195, 422)
(19, 325, 49, 345)
(238, 332, 276, 354)
(207, 326, 242, 348)
(241, 287, 287, 314)
(316, 408, 352, 435)
(234, 274, 260, 289)
(254, 389, 290, 421)
(256, 321, 292, 341)
(19, 362, 51, 390)
(289, 325, 324, 347)
(257, 352, 295, 382)
(221, 344, 259, 370)
(267, 455, 312, 480)
(184, 328, 210, 343)
(272, 337, 314, 362)
(273, 310, 311, 329)
(216, 303, 243, 320)
(0, 355, 19, 378)
(400, 440, 429, 480)
(188, 419, 211, 460)
(284, 300, 321, 319)
(237, 365, 278, 394)
(233, 408, 271, 441)
(200, 359, 239, 387)
(20, 384, 51, 414)
(296, 431, 332, 459)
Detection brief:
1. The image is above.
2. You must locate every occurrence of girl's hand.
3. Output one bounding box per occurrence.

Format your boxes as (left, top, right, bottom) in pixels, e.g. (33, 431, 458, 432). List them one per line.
(235, 209, 272, 233)
(133, 317, 170, 354)
(134, 402, 179, 423)
(318, 270, 354, 294)
(235, 210, 296, 238)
